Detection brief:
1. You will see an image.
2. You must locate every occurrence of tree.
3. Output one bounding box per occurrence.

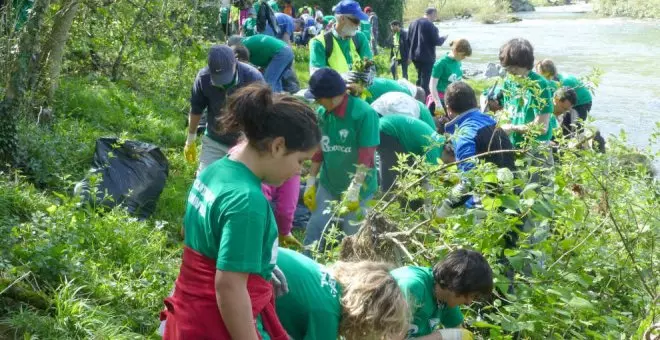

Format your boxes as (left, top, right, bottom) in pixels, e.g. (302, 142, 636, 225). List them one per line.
(0, 0, 51, 167)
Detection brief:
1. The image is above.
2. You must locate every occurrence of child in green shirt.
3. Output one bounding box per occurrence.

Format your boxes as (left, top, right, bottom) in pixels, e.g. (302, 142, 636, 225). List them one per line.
(242, 8, 257, 36)
(275, 248, 409, 340)
(392, 249, 493, 339)
(430, 39, 472, 114)
(160, 83, 321, 339)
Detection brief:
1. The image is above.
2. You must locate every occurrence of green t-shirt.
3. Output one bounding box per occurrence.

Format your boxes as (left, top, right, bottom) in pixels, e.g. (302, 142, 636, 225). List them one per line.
(391, 266, 464, 337)
(418, 101, 436, 130)
(275, 248, 342, 340)
(243, 17, 257, 37)
(431, 53, 463, 94)
(360, 20, 372, 42)
(393, 31, 401, 58)
(310, 31, 373, 71)
(219, 7, 229, 24)
(318, 96, 380, 199)
(183, 157, 279, 279)
(366, 77, 412, 104)
(380, 114, 444, 165)
(502, 71, 555, 147)
(242, 34, 286, 67)
(557, 73, 593, 106)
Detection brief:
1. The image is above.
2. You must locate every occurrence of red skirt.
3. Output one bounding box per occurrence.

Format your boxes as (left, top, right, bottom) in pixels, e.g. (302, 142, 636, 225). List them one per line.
(160, 247, 287, 340)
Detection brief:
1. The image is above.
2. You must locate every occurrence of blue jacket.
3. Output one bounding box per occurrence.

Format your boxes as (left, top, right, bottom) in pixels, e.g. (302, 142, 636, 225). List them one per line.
(445, 108, 516, 173)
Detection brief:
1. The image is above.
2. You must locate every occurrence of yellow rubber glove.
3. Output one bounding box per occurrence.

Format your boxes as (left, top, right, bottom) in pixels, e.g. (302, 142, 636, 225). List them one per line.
(437, 328, 473, 340)
(184, 133, 197, 164)
(303, 177, 317, 211)
(279, 233, 302, 249)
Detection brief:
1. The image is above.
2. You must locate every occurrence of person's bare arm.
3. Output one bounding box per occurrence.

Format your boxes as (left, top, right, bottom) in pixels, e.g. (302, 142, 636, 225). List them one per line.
(309, 161, 321, 177)
(215, 270, 259, 340)
(429, 77, 441, 108)
(188, 112, 202, 135)
(507, 113, 550, 135)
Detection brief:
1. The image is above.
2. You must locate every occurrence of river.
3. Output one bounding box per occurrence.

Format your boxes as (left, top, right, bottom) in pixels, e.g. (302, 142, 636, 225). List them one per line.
(434, 4, 660, 154)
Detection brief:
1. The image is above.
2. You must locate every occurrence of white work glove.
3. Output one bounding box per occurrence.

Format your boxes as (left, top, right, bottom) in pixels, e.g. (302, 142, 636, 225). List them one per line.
(435, 200, 453, 221)
(437, 328, 473, 340)
(271, 265, 289, 298)
(342, 177, 363, 213)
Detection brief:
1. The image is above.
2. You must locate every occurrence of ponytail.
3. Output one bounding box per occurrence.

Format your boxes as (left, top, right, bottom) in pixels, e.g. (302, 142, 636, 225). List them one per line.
(220, 83, 321, 153)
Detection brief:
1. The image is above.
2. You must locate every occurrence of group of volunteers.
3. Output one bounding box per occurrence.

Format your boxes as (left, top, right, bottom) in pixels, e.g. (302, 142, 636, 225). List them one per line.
(163, 0, 600, 339)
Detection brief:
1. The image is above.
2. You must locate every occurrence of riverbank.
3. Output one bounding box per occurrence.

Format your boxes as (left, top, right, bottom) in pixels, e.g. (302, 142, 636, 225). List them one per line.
(594, 0, 660, 18)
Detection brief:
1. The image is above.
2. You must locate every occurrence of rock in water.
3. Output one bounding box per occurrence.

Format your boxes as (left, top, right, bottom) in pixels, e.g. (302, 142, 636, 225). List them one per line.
(510, 0, 535, 12)
(484, 63, 503, 78)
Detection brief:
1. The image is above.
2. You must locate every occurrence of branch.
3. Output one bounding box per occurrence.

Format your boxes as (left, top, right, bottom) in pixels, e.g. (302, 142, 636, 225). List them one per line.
(547, 218, 606, 271)
(583, 165, 656, 299)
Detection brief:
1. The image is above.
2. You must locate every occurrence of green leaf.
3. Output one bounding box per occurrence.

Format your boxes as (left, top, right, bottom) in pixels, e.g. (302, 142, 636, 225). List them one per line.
(482, 197, 502, 211)
(568, 296, 594, 310)
(483, 172, 498, 184)
(46, 205, 57, 214)
(472, 321, 501, 329)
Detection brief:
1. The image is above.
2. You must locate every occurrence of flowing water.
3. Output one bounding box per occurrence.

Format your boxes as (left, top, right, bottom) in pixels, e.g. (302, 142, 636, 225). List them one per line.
(434, 4, 660, 153)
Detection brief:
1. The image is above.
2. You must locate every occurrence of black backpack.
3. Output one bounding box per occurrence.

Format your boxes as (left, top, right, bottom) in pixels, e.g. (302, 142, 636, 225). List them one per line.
(323, 31, 360, 61)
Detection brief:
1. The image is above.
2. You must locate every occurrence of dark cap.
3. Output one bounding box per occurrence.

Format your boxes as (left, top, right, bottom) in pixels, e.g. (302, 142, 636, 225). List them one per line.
(425, 7, 437, 15)
(333, 0, 369, 21)
(305, 68, 347, 100)
(208, 45, 237, 87)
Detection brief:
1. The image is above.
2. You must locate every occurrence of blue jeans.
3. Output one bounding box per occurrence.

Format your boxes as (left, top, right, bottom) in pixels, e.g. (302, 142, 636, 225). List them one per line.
(264, 46, 294, 93)
(303, 184, 371, 256)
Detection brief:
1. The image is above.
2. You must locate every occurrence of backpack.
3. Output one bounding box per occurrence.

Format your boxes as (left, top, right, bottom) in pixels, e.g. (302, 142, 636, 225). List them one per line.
(323, 31, 360, 61)
(257, 0, 281, 35)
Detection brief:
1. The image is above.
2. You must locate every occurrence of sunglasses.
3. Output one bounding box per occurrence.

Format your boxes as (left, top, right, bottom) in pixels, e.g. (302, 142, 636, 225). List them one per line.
(345, 16, 360, 25)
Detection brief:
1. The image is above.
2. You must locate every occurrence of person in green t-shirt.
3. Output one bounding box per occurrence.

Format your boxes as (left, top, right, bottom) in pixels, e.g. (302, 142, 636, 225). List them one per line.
(219, 6, 230, 38)
(309, 1, 373, 76)
(392, 249, 493, 339)
(301, 68, 380, 256)
(378, 114, 446, 193)
(430, 39, 472, 115)
(498, 39, 554, 150)
(275, 248, 409, 340)
(160, 83, 321, 339)
(228, 34, 295, 93)
(242, 8, 258, 36)
(347, 76, 412, 104)
(535, 58, 594, 124)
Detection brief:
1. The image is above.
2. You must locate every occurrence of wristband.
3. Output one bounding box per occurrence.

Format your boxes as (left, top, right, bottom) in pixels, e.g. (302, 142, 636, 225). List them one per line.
(186, 133, 197, 145)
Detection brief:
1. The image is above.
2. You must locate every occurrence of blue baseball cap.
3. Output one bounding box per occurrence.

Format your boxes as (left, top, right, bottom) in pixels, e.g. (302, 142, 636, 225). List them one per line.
(333, 0, 368, 21)
(208, 45, 237, 87)
(305, 68, 347, 100)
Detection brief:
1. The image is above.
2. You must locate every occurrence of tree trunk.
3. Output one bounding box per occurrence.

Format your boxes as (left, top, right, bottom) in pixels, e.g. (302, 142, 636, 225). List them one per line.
(39, 0, 81, 104)
(0, 0, 51, 168)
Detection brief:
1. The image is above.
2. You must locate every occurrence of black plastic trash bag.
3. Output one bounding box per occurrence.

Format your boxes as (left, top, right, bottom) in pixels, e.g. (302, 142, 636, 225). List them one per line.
(74, 138, 169, 219)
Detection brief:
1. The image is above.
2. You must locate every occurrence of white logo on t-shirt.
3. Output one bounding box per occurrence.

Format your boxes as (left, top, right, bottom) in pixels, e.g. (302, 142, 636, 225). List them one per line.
(339, 129, 349, 141)
(321, 135, 352, 153)
(448, 73, 461, 83)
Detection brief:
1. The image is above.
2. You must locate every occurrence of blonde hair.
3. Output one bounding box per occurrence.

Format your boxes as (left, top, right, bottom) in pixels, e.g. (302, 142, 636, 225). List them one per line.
(537, 59, 557, 77)
(450, 38, 472, 57)
(331, 261, 409, 340)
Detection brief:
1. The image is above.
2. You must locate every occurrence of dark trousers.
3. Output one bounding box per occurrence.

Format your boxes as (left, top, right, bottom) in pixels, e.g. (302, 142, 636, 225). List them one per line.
(379, 133, 423, 211)
(390, 58, 409, 80)
(413, 60, 434, 95)
(573, 101, 592, 133)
